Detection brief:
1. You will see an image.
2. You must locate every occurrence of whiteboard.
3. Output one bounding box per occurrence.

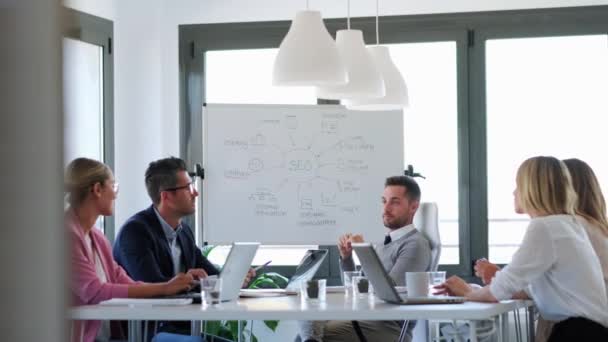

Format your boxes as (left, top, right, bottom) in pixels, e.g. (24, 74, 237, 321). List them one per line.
(203, 104, 404, 244)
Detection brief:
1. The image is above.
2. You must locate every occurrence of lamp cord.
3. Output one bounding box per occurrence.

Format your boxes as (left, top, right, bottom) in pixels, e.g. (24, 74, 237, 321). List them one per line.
(375, 0, 379, 45)
(347, 0, 351, 30)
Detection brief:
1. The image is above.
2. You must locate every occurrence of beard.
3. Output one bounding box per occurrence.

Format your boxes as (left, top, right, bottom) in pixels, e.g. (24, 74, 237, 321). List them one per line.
(383, 215, 408, 230)
(177, 202, 196, 217)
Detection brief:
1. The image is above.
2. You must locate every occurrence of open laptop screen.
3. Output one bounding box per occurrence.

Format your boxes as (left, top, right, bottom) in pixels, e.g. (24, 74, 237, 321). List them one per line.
(351, 243, 403, 303)
(285, 249, 328, 291)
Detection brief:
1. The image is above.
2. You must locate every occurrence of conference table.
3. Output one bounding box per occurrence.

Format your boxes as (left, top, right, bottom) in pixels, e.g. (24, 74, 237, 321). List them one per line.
(69, 293, 534, 342)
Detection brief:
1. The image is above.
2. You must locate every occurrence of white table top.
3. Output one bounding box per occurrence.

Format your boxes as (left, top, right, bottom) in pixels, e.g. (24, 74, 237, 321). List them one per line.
(69, 293, 531, 321)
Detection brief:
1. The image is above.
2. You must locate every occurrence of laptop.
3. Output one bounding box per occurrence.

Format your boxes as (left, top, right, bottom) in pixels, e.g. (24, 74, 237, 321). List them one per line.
(352, 243, 465, 305)
(169, 242, 259, 303)
(240, 249, 328, 297)
(218, 242, 260, 301)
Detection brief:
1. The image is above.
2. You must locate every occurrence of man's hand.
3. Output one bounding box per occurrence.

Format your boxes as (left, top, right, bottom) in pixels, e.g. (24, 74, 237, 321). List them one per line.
(187, 268, 208, 280)
(433, 275, 473, 297)
(474, 259, 500, 285)
(242, 268, 256, 288)
(350, 234, 364, 243)
(164, 273, 194, 295)
(337, 234, 365, 259)
(338, 233, 353, 259)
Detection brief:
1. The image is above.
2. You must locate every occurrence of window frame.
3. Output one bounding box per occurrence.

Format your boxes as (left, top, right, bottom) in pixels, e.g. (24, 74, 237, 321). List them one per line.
(179, 5, 608, 281)
(64, 8, 115, 240)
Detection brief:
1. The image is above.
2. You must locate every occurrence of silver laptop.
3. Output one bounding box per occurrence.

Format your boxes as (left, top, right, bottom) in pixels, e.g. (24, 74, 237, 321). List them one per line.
(352, 243, 464, 305)
(218, 242, 260, 301)
(240, 249, 328, 297)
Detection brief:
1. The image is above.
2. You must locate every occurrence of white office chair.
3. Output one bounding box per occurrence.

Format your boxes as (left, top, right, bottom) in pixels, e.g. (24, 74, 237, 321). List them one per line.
(413, 202, 441, 272)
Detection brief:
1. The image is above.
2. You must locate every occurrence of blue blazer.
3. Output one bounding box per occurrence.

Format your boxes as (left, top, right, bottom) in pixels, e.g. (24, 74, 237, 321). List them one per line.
(113, 205, 219, 282)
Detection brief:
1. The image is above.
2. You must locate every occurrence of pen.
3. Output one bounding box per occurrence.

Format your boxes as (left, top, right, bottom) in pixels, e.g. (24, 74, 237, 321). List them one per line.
(253, 260, 272, 272)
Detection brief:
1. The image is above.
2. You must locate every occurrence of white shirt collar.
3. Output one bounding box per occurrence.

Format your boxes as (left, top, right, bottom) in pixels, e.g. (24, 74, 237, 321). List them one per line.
(387, 223, 416, 242)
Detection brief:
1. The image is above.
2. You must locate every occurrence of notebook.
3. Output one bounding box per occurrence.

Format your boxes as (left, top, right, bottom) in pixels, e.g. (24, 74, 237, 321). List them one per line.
(352, 243, 465, 305)
(100, 298, 193, 306)
(240, 249, 328, 297)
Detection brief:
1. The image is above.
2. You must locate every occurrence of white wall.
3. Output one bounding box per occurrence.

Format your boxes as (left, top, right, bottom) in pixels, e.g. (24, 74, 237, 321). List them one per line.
(64, 0, 116, 21)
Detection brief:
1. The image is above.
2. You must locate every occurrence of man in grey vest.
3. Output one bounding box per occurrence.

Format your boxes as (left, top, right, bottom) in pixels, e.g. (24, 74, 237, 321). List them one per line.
(299, 175, 432, 342)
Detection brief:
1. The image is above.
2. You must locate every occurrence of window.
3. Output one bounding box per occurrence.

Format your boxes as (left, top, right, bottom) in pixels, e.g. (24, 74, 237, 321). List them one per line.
(63, 9, 114, 237)
(63, 37, 104, 164)
(205, 48, 316, 105)
(388, 42, 460, 264)
(204, 48, 317, 265)
(486, 34, 608, 263)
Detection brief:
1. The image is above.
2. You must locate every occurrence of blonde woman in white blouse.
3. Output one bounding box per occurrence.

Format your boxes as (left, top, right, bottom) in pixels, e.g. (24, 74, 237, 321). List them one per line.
(436, 156, 608, 341)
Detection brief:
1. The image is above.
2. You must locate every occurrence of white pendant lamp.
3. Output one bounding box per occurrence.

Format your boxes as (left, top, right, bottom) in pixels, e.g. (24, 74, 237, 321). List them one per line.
(316, 0, 385, 100)
(346, 0, 409, 110)
(272, 5, 347, 86)
(345, 46, 409, 110)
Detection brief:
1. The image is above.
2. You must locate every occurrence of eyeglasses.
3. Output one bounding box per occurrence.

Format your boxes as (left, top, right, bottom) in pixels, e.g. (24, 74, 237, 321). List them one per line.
(92, 181, 119, 194)
(162, 182, 195, 194)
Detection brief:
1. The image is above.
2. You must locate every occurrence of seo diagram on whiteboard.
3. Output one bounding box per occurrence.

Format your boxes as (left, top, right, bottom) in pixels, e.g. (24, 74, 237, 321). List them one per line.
(203, 104, 404, 244)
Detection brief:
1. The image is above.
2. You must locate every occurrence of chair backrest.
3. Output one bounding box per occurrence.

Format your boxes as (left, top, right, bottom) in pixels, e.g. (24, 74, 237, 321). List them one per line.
(413, 202, 441, 271)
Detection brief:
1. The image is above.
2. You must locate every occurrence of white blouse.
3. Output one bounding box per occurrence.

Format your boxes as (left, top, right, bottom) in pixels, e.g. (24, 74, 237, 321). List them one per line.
(490, 215, 608, 326)
(578, 216, 608, 297)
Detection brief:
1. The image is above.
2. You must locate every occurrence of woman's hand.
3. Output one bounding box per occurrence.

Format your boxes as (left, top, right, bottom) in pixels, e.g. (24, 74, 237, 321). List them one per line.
(474, 259, 501, 285)
(433, 276, 473, 297)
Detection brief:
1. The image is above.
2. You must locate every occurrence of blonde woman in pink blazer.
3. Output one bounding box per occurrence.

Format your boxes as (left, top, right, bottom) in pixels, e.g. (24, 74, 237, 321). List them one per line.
(66, 158, 193, 342)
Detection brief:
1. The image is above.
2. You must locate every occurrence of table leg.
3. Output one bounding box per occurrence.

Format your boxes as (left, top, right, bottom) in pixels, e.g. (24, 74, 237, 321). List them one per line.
(191, 320, 201, 336)
(128, 320, 142, 342)
(237, 320, 243, 342)
(497, 314, 503, 342)
(527, 305, 536, 342)
(502, 312, 510, 342)
(468, 320, 478, 342)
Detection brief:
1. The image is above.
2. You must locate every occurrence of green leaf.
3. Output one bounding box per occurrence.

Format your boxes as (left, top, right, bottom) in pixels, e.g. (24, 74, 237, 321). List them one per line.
(203, 321, 222, 336)
(201, 245, 216, 258)
(262, 272, 289, 289)
(263, 320, 279, 332)
(250, 277, 280, 289)
(227, 320, 241, 340)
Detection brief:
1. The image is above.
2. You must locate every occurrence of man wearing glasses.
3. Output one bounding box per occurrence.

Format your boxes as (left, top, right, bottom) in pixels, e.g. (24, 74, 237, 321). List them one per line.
(113, 157, 253, 335)
(113, 157, 217, 285)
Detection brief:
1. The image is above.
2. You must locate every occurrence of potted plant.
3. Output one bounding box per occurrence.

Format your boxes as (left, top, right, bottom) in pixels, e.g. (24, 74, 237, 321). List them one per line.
(201, 245, 288, 341)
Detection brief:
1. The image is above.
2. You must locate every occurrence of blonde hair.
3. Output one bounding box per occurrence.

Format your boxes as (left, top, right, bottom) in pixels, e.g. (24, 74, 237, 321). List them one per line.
(65, 158, 112, 207)
(515, 156, 578, 216)
(563, 158, 608, 236)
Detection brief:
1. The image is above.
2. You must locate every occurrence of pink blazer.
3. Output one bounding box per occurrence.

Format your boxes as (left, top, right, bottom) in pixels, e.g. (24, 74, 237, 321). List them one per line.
(67, 211, 138, 342)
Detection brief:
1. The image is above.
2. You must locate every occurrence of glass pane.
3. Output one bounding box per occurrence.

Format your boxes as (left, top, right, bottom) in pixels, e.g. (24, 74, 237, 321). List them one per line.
(63, 37, 105, 232)
(63, 37, 104, 164)
(205, 48, 317, 104)
(205, 48, 318, 264)
(487, 34, 608, 263)
(388, 42, 460, 264)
